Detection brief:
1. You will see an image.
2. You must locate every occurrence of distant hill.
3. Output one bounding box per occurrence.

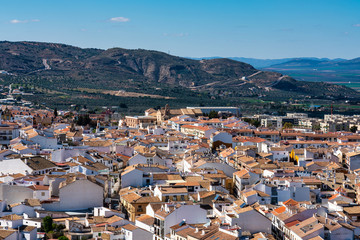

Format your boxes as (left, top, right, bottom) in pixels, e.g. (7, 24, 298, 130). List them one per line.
(191, 57, 345, 68)
(263, 58, 360, 90)
(0, 41, 358, 110)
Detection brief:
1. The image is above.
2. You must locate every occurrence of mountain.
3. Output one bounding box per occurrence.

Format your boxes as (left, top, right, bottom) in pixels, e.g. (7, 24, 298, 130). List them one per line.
(191, 57, 345, 68)
(0, 41, 358, 110)
(263, 58, 360, 90)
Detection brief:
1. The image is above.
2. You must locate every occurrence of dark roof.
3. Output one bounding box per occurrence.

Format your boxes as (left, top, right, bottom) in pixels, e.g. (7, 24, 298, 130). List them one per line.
(22, 157, 57, 171)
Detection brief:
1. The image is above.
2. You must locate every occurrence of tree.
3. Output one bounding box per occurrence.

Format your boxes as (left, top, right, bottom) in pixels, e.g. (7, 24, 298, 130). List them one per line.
(208, 110, 219, 119)
(251, 119, 261, 128)
(54, 108, 58, 118)
(243, 118, 261, 128)
(312, 124, 321, 131)
(42, 216, 53, 233)
(76, 115, 92, 126)
(58, 236, 69, 240)
(350, 126, 358, 133)
(283, 122, 293, 129)
(120, 103, 128, 109)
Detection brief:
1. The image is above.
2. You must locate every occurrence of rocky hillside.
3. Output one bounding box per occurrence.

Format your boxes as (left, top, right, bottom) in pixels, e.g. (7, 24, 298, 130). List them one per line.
(0, 41, 358, 99)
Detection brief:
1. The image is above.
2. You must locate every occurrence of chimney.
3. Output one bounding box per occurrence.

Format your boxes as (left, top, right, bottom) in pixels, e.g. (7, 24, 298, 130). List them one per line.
(195, 228, 199, 233)
(105, 224, 108, 231)
(201, 230, 205, 235)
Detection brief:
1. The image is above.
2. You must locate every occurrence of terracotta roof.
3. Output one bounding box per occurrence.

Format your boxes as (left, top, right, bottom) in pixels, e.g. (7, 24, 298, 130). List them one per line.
(289, 217, 323, 238)
(153, 174, 183, 181)
(27, 185, 49, 191)
(0, 230, 16, 239)
(283, 199, 299, 206)
(83, 140, 113, 147)
(272, 206, 286, 215)
(344, 206, 360, 214)
(181, 125, 213, 132)
(135, 215, 155, 226)
(122, 224, 138, 231)
(25, 199, 41, 207)
(233, 169, 250, 179)
(0, 214, 23, 220)
(242, 190, 257, 198)
(159, 187, 188, 194)
(346, 152, 360, 157)
(174, 181, 200, 187)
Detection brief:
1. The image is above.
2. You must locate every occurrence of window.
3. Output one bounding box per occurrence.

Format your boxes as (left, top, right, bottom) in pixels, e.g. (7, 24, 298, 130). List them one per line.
(137, 205, 143, 212)
(173, 195, 177, 201)
(41, 192, 45, 196)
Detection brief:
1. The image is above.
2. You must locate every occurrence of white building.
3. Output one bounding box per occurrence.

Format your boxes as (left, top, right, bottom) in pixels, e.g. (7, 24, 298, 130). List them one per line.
(42, 178, 103, 211)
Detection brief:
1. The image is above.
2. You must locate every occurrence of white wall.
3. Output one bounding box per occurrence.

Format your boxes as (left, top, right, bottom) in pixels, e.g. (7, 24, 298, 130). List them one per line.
(163, 205, 208, 236)
(115, 145, 133, 157)
(12, 205, 36, 218)
(0, 159, 32, 175)
(227, 209, 271, 234)
(133, 228, 153, 240)
(33, 190, 50, 201)
(121, 169, 145, 188)
(23, 228, 37, 240)
(0, 185, 33, 204)
(23, 219, 42, 228)
(43, 179, 103, 211)
(31, 135, 60, 149)
(135, 218, 154, 233)
(212, 132, 232, 144)
(197, 162, 236, 177)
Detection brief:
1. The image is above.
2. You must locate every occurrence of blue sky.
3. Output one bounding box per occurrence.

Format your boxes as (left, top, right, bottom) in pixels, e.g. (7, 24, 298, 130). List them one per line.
(1, 0, 360, 59)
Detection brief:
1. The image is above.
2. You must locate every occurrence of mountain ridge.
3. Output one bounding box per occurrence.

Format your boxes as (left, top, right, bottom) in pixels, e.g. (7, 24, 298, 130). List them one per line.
(0, 41, 358, 107)
(190, 56, 347, 68)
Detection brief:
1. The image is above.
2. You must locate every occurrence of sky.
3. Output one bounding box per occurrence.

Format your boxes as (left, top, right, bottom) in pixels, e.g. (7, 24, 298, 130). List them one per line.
(1, 0, 360, 59)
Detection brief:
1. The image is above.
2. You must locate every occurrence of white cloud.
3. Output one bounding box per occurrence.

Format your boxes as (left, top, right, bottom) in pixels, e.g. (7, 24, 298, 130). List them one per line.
(353, 24, 360, 27)
(10, 19, 28, 24)
(174, 33, 188, 37)
(10, 19, 40, 24)
(109, 17, 130, 22)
